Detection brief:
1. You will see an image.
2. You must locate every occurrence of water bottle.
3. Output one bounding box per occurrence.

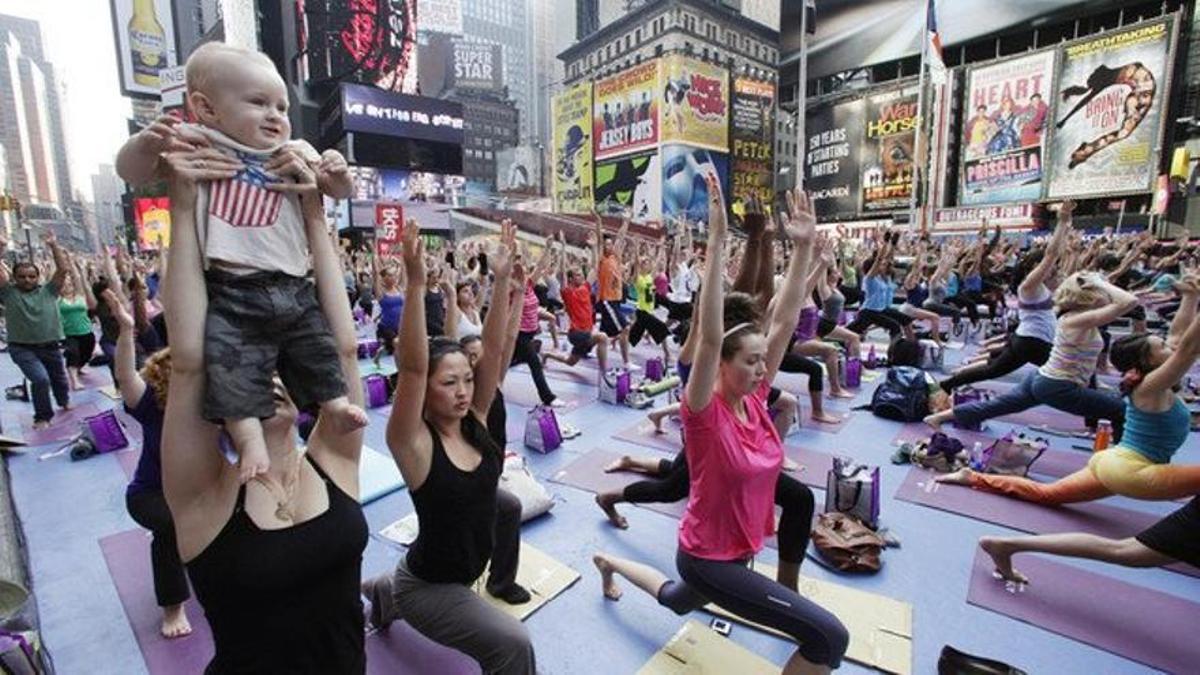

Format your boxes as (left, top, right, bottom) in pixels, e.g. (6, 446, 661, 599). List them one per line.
(867, 344, 877, 368)
(1093, 420, 1112, 452)
(969, 441, 984, 471)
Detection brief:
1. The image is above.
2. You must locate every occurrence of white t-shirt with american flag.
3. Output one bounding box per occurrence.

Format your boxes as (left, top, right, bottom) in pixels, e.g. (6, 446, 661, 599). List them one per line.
(190, 125, 320, 278)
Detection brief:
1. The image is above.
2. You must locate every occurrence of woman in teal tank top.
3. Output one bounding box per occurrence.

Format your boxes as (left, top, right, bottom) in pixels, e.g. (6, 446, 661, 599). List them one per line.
(57, 257, 97, 391)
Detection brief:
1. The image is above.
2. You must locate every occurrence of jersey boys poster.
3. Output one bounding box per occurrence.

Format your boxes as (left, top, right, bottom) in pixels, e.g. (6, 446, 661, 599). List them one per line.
(805, 97, 865, 222)
(593, 61, 660, 161)
(961, 51, 1056, 205)
(1045, 17, 1176, 199)
(860, 86, 919, 212)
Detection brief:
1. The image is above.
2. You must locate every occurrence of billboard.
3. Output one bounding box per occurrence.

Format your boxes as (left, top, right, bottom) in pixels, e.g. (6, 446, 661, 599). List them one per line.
(553, 83, 594, 213)
(594, 60, 659, 160)
(302, 0, 418, 94)
(108, 0, 178, 99)
(731, 78, 775, 210)
(594, 152, 662, 223)
(418, 0, 463, 34)
(805, 98, 865, 221)
(659, 55, 729, 152)
(1044, 17, 1177, 200)
(961, 51, 1056, 205)
(132, 197, 170, 251)
(451, 40, 503, 92)
(496, 146, 542, 194)
(375, 202, 404, 258)
(661, 145, 729, 225)
(860, 85, 919, 213)
(339, 84, 465, 145)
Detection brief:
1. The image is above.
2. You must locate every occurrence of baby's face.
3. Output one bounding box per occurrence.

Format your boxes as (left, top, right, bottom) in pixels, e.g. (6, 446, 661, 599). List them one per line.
(203, 64, 290, 149)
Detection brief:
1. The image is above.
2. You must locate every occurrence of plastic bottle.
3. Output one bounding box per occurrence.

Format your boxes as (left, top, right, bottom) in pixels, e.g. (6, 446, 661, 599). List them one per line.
(969, 441, 984, 470)
(867, 344, 877, 368)
(1093, 419, 1112, 452)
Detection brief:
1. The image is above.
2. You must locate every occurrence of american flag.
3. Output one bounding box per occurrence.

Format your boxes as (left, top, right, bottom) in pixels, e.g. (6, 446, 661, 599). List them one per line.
(209, 151, 284, 228)
(926, 0, 947, 84)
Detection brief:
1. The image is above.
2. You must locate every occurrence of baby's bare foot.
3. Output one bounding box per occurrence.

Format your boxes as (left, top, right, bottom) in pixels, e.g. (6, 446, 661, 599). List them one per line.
(323, 399, 370, 434)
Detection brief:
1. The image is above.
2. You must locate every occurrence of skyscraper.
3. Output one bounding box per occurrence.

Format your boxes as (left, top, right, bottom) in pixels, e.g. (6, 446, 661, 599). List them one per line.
(90, 164, 125, 247)
(463, 0, 534, 143)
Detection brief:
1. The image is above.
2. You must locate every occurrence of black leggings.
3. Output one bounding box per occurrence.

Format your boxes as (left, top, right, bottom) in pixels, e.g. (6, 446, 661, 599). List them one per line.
(939, 334, 1053, 392)
(779, 352, 824, 392)
(945, 295, 980, 324)
(659, 548, 849, 668)
(846, 307, 908, 338)
(621, 452, 814, 564)
(510, 330, 557, 405)
(629, 309, 670, 346)
(64, 332, 96, 369)
(922, 300, 962, 322)
(126, 490, 189, 607)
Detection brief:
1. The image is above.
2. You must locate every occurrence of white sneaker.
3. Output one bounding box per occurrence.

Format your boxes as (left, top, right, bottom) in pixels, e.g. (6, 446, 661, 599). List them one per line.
(559, 422, 581, 439)
(549, 399, 568, 409)
(626, 362, 642, 371)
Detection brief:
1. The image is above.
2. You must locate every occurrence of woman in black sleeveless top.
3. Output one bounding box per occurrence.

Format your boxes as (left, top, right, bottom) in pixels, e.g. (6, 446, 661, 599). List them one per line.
(159, 147, 369, 673)
(386, 219, 535, 674)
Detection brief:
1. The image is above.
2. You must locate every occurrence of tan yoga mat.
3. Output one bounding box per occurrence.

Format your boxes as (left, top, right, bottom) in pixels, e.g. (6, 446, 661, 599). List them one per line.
(472, 543, 580, 621)
(638, 620, 779, 674)
(705, 563, 913, 675)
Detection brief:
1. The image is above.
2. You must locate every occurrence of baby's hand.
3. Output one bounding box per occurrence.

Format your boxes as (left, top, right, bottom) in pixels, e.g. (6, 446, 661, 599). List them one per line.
(316, 149, 352, 199)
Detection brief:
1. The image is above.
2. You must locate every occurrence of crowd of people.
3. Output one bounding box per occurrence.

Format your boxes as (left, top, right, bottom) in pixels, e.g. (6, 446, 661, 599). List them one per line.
(3, 41, 1199, 674)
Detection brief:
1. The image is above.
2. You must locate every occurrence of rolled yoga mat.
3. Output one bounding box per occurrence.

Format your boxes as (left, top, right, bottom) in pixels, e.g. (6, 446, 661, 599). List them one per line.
(895, 467, 1200, 579)
(966, 548, 1200, 674)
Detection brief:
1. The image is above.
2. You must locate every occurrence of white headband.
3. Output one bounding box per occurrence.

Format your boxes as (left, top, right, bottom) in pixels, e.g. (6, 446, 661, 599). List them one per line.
(722, 322, 756, 340)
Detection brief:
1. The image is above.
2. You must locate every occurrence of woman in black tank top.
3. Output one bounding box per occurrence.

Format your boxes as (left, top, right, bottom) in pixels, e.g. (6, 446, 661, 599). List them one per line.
(384, 220, 535, 674)
(158, 149, 369, 673)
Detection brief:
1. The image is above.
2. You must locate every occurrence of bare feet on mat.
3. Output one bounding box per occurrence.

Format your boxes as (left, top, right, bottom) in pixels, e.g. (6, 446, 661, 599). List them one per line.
(324, 400, 370, 434)
(980, 537, 1029, 584)
(647, 409, 668, 433)
(595, 493, 629, 529)
(603, 455, 634, 472)
(593, 553, 623, 601)
(812, 411, 842, 425)
(31, 420, 49, 430)
(829, 389, 855, 400)
(161, 604, 193, 639)
(924, 411, 951, 432)
(782, 456, 801, 472)
(935, 468, 973, 485)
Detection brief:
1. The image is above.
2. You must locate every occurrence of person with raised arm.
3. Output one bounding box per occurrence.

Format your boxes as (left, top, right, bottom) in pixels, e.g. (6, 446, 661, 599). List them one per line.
(592, 181, 849, 674)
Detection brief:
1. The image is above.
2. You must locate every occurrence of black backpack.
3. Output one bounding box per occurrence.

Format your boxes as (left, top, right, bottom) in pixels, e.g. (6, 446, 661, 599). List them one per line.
(888, 338, 921, 368)
(866, 366, 929, 422)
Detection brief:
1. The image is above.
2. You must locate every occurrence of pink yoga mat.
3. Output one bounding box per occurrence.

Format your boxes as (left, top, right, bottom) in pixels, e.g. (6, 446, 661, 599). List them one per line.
(500, 379, 594, 409)
(966, 549, 1200, 673)
(895, 468, 1199, 579)
(548, 447, 687, 519)
(102, 528, 481, 674)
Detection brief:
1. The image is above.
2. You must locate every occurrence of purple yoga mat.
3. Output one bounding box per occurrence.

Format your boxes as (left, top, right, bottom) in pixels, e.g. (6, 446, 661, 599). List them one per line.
(500, 378, 594, 409)
(365, 624, 480, 674)
(100, 529, 214, 674)
(78, 368, 114, 388)
(895, 468, 1200, 579)
(893, 423, 1091, 480)
(548, 447, 687, 519)
(966, 549, 1200, 674)
(115, 447, 140, 480)
(18, 402, 104, 445)
(612, 420, 683, 454)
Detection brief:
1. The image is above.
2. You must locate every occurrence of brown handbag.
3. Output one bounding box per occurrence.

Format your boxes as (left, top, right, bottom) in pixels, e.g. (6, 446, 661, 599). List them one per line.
(811, 512, 885, 573)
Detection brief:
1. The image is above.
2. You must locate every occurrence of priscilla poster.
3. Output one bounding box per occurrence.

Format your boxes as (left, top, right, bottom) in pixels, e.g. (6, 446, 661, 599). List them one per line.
(1045, 17, 1176, 199)
(961, 50, 1056, 204)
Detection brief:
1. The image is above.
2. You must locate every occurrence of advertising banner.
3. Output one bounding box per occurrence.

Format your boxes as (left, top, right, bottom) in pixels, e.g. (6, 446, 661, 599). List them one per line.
(108, 0, 178, 99)
(594, 152, 662, 223)
(933, 204, 1040, 233)
(451, 40, 503, 92)
(553, 82, 594, 213)
(860, 86, 919, 213)
(303, 0, 418, 94)
(805, 97, 866, 222)
(496, 146, 542, 194)
(661, 145, 729, 226)
(731, 78, 775, 209)
(375, 202, 404, 258)
(418, 0, 463, 34)
(593, 60, 660, 160)
(132, 197, 170, 251)
(340, 84, 465, 145)
(1045, 17, 1176, 199)
(961, 51, 1056, 205)
(659, 55, 730, 152)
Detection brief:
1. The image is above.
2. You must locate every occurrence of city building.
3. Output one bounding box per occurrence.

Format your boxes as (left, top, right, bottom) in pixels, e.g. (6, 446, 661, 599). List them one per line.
(90, 164, 125, 247)
(460, 90, 520, 189)
(463, 0, 534, 144)
(528, 0, 561, 154)
(774, 107, 798, 193)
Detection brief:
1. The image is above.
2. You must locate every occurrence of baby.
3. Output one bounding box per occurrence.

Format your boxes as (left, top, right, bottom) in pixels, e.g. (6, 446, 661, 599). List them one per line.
(118, 42, 367, 481)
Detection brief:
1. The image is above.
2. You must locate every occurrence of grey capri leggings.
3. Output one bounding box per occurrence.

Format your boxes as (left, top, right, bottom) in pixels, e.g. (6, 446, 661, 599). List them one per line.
(658, 549, 850, 668)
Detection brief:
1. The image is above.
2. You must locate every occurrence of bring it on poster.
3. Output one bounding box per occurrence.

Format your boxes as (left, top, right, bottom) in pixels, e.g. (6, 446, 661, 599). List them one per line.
(552, 82, 594, 213)
(961, 50, 1056, 205)
(1045, 16, 1176, 199)
(860, 86, 918, 212)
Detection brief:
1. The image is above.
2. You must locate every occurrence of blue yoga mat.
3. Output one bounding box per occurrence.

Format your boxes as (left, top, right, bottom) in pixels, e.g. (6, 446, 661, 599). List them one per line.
(360, 446, 405, 504)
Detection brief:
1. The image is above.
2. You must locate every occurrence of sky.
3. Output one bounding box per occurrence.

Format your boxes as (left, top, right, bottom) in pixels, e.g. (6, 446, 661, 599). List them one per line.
(0, 0, 131, 201)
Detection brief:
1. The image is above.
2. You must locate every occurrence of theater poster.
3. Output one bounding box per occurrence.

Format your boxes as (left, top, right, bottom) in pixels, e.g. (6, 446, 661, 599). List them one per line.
(594, 152, 662, 223)
(133, 197, 171, 251)
(731, 78, 775, 211)
(961, 50, 1057, 205)
(659, 55, 729, 152)
(593, 61, 660, 160)
(552, 82, 594, 213)
(661, 144, 729, 226)
(1045, 16, 1177, 200)
(805, 97, 865, 222)
(859, 85, 918, 213)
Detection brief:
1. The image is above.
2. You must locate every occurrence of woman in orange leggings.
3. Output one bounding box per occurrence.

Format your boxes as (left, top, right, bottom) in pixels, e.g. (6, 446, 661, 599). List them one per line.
(937, 276, 1200, 504)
